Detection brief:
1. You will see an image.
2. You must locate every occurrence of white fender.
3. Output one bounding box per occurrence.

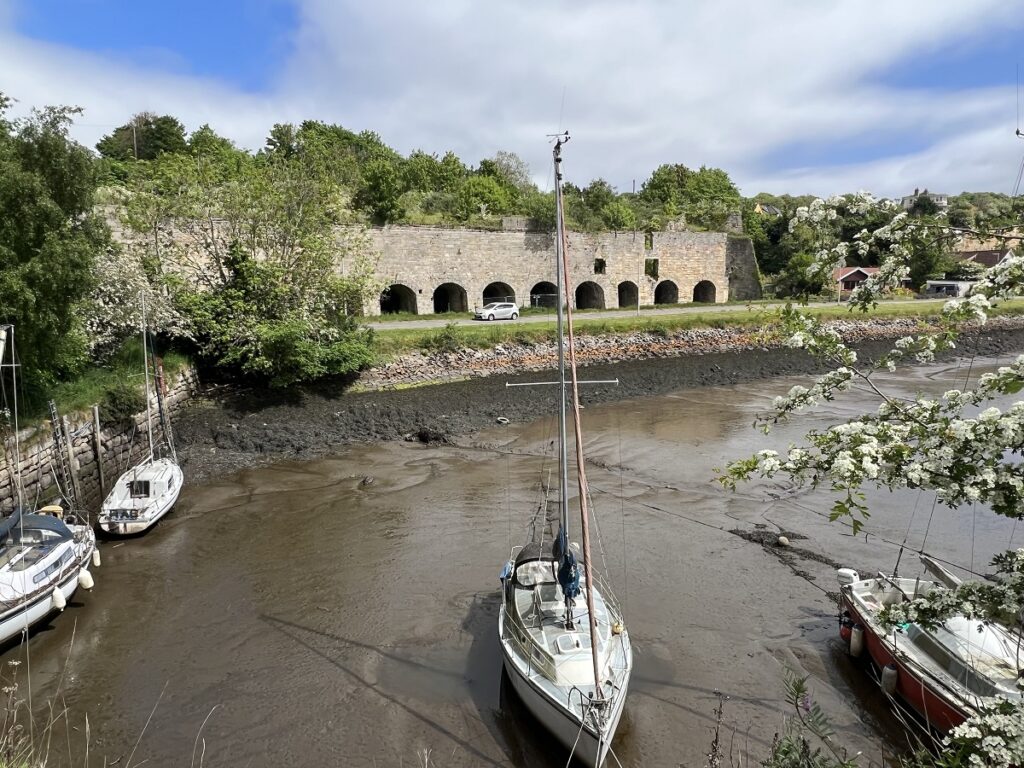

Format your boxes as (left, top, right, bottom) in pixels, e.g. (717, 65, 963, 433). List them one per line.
(51, 587, 67, 612)
(881, 663, 898, 696)
(79, 570, 94, 590)
(92, 549, 101, 568)
(849, 624, 864, 657)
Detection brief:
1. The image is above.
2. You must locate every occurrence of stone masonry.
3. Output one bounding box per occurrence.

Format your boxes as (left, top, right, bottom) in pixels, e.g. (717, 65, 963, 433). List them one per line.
(0, 368, 200, 515)
(360, 226, 761, 315)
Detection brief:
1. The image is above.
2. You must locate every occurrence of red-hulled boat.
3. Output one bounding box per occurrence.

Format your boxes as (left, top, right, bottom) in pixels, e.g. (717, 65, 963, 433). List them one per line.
(837, 566, 1022, 733)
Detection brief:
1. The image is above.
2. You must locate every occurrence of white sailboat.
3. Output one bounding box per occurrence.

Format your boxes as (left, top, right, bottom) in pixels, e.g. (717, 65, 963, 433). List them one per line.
(98, 297, 183, 535)
(0, 326, 97, 646)
(498, 134, 632, 767)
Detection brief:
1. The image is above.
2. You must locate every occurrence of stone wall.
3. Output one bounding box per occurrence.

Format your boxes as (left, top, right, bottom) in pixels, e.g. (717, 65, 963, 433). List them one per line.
(0, 368, 200, 516)
(361, 226, 736, 314)
(725, 236, 763, 301)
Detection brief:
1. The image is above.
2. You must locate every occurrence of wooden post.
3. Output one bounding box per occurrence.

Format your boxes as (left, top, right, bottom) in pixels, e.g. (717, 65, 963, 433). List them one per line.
(92, 405, 105, 498)
(62, 415, 83, 505)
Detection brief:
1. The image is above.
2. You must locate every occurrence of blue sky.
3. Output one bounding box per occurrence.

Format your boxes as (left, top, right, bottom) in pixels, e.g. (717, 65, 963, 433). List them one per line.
(1, 0, 1023, 197)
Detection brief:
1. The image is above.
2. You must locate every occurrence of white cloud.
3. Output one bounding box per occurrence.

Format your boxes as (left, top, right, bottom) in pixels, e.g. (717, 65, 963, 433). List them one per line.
(2, 0, 1023, 198)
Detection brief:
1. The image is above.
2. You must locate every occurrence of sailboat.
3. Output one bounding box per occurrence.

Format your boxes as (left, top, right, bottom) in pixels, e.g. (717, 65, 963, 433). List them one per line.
(0, 326, 97, 646)
(498, 134, 632, 767)
(98, 297, 183, 535)
(837, 557, 1023, 732)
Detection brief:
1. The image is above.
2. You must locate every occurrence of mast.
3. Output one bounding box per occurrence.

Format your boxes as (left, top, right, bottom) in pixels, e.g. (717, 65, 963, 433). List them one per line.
(141, 293, 155, 461)
(553, 135, 571, 553)
(553, 136, 604, 698)
(0, 325, 24, 509)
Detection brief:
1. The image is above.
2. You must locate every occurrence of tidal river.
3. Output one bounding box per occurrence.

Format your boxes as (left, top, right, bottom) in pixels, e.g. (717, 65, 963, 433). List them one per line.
(6, 355, 1020, 767)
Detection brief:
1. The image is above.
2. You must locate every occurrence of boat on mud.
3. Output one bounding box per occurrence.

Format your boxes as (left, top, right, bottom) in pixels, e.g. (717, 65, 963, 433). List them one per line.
(98, 296, 182, 536)
(837, 565, 1022, 733)
(498, 134, 632, 767)
(0, 326, 97, 646)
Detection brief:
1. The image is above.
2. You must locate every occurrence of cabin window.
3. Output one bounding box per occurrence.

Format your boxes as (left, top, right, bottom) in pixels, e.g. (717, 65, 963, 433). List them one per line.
(128, 480, 151, 498)
(594, 258, 606, 275)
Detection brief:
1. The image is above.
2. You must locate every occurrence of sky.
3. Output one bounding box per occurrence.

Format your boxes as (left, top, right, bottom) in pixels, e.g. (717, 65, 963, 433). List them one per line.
(1, 0, 1023, 199)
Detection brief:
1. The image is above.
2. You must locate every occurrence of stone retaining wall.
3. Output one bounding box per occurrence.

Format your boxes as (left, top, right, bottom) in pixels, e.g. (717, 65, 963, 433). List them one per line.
(362, 226, 760, 313)
(0, 368, 201, 515)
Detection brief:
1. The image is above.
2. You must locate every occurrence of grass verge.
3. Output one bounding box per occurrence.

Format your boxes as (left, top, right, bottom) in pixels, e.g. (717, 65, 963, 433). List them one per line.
(370, 300, 1024, 359)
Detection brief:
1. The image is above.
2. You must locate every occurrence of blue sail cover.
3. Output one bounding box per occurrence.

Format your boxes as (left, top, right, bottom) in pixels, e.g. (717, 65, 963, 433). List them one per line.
(553, 524, 580, 600)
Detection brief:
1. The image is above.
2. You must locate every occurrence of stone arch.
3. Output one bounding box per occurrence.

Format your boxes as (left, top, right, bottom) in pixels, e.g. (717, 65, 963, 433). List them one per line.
(380, 283, 417, 314)
(530, 281, 558, 308)
(432, 282, 468, 313)
(575, 281, 605, 310)
(693, 280, 717, 303)
(654, 280, 678, 305)
(617, 281, 638, 308)
(482, 281, 515, 304)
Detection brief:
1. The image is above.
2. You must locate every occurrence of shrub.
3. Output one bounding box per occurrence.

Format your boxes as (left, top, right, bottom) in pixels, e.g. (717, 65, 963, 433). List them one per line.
(101, 379, 145, 429)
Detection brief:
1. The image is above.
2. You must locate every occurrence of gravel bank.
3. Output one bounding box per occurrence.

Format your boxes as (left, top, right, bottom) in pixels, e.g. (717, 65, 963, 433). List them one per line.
(174, 316, 1024, 484)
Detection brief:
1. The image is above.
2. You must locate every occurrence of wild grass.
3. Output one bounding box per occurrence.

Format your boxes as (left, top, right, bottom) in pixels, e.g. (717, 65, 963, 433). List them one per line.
(20, 340, 189, 425)
(371, 299, 1024, 359)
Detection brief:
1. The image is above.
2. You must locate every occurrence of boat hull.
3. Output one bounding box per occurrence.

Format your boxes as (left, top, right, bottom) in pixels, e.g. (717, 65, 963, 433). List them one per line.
(0, 546, 94, 647)
(99, 461, 183, 535)
(842, 594, 969, 733)
(499, 608, 628, 767)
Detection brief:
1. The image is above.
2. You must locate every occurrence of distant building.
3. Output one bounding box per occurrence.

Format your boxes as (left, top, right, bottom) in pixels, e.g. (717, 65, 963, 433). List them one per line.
(833, 266, 879, 292)
(952, 248, 1014, 269)
(753, 202, 782, 216)
(900, 187, 949, 211)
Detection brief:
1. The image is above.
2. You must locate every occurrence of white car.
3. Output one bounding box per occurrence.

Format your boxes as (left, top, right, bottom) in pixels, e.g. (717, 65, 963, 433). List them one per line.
(474, 302, 519, 321)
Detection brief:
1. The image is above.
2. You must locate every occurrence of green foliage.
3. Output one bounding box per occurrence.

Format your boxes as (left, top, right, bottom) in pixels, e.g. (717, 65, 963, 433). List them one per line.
(96, 112, 187, 160)
(0, 95, 112, 400)
(950, 192, 1023, 231)
(456, 175, 512, 219)
(100, 378, 146, 429)
(909, 195, 940, 217)
(640, 163, 741, 229)
(423, 322, 467, 353)
(355, 157, 406, 223)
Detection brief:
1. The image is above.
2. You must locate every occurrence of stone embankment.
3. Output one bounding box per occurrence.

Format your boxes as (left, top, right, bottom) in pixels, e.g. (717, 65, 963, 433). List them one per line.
(358, 316, 1024, 390)
(0, 368, 201, 515)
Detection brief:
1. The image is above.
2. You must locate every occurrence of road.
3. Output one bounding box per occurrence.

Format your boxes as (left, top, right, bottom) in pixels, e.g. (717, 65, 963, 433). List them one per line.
(365, 298, 943, 331)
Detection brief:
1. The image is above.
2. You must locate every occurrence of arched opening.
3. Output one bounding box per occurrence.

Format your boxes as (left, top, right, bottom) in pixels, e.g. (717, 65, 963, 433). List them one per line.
(575, 281, 605, 310)
(693, 280, 717, 303)
(530, 281, 558, 308)
(380, 284, 417, 315)
(483, 282, 515, 305)
(654, 280, 678, 305)
(617, 281, 638, 308)
(432, 282, 468, 314)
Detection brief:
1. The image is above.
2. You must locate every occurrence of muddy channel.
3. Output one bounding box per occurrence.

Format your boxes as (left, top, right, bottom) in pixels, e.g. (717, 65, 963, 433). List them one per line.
(5, 338, 1024, 767)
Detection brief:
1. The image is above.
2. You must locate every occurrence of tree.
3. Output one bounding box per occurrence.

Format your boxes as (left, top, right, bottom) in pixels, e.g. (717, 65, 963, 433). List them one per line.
(721, 191, 1024, 767)
(354, 157, 405, 223)
(188, 124, 235, 157)
(455, 175, 512, 220)
(0, 95, 111, 395)
(96, 112, 187, 161)
(601, 201, 636, 231)
(681, 166, 741, 228)
(909, 194, 940, 217)
(118, 150, 380, 386)
(639, 163, 741, 229)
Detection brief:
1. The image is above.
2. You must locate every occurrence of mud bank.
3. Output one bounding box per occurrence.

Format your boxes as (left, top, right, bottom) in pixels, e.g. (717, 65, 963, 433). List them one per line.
(173, 318, 1024, 484)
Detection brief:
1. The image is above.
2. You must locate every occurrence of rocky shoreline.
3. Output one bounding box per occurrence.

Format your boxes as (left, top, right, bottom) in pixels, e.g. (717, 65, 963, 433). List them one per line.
(173, 315, 1024, 484)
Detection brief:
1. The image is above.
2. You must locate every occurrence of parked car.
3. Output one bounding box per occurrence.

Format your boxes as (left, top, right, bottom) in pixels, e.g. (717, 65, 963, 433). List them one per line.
(474, 302, 519, 321)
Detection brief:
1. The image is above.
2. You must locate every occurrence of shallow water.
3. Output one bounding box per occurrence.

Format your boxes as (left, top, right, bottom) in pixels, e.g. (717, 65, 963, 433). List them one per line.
(5, 355, 1021, 766)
